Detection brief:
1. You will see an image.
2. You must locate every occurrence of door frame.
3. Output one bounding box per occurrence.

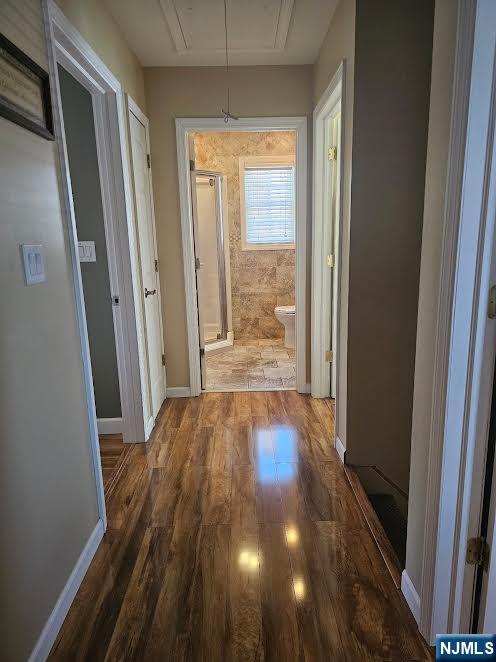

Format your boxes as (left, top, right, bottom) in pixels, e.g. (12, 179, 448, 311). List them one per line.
(43, 0, 149, 516)
(127, 95, 167, 435)
(193, 171, 229, 344)
(175, 116, 308, 396)
(311, 61, 345, 405)
(412, 0, 496, 643)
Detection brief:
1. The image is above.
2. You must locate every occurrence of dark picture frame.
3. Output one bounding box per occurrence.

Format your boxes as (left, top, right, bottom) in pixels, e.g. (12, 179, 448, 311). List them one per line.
(0, 33, 54, 140)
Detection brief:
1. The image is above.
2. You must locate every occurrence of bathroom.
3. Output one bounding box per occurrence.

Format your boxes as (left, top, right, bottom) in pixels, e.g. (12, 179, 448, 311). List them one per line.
(192, 130, 296, 391)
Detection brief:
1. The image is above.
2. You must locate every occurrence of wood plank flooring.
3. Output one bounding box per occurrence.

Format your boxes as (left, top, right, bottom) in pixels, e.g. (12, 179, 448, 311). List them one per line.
(51, 392, 432, 661)
(99, 434, 133, 497)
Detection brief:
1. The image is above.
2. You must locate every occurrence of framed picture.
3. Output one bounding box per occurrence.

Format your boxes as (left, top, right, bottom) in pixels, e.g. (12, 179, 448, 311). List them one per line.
(0, 33, 54, 140)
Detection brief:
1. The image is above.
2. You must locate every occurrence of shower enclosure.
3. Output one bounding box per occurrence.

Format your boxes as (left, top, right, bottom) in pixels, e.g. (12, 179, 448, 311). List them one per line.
(190, 170, 231, 386)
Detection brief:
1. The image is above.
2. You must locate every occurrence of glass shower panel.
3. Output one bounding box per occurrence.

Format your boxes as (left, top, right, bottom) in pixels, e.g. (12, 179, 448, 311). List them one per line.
(195, 173, 227, 343)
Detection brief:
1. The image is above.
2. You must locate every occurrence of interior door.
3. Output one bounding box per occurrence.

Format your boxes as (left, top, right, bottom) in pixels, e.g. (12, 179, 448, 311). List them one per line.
(330, 110, 341, 399)
(129, 106, 166, 424)
(473, 359, 496, 632)
(189, 167, 207, 389)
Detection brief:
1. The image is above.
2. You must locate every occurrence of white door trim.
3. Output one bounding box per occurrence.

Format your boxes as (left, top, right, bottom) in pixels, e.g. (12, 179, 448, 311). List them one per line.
(127, 95, 167, 430)
(44, 0, 147, 448)
(416, 0, 496, 643)
(43, 0, 149, 514)
(311, 61, 345, 406)
(175, 116, 308, 396)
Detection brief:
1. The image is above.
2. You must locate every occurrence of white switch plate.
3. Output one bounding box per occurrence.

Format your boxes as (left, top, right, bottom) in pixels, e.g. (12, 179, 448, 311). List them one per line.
(78, 240, 96, 262)
(21, 244, 46, 285)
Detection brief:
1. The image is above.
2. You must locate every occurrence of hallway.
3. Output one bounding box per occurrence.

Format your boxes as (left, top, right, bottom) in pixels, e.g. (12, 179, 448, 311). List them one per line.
(50, 392, 431, 661)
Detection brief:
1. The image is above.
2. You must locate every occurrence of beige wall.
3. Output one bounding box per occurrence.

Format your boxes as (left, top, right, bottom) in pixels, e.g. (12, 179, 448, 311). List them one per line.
(313, 0, 355, 447)
(57, 0, 146, 109)
(345, 0, 434, 495)
(405, 0, 459, 594)
(0, 1, 149, 658)
(0, 3, 99, 660)
(145, 66, 313, 387)
(194, 130, 296, 340)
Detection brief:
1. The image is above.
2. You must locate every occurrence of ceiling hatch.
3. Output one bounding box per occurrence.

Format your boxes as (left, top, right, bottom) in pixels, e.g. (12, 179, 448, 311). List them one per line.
(159, 0, 295, 54)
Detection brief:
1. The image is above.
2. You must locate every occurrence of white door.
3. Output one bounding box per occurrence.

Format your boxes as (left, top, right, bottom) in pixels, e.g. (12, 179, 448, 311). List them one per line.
(128, 104, 166, 426)
(189, 170, 207, 388)
(329, 109, 341, 399)
(323, 102, 341, 399)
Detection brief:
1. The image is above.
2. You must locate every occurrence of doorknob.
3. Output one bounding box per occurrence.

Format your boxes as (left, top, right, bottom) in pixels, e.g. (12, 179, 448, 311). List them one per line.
(144, 288, 156, 298)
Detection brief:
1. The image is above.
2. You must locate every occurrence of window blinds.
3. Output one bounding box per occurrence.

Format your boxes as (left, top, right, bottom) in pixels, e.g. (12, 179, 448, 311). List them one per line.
(244, 165, 295, 245)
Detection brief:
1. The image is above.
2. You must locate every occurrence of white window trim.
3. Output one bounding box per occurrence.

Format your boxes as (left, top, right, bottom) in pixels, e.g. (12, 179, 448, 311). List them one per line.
(239, 155, 296, 251)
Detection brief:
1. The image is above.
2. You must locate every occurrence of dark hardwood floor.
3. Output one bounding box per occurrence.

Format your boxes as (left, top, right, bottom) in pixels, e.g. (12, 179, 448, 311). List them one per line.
(99, 433, 133, 497)
(51, 392, 432, 661)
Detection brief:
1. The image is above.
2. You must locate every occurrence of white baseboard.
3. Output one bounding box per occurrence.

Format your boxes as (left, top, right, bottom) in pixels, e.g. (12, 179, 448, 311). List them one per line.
(167, 386, 191, 398)
(335, 435, 346, 464)
(97, 417, 123, 434)
(298, 383, 311, 394)
(29, 519, 104, 662)
(401, 570, 420, 625)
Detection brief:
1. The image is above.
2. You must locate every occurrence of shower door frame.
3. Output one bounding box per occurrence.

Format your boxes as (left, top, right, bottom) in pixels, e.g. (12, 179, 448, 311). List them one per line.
(193, 170, 229, 345)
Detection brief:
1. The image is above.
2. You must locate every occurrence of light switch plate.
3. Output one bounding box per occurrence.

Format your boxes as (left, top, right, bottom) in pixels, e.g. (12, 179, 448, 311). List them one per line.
(78, 241, 96, 262)
(21, 244, 46, 285)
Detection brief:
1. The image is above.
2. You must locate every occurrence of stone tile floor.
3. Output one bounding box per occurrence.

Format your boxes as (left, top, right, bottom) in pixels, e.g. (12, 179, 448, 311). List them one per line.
(205, 338, 296, 391)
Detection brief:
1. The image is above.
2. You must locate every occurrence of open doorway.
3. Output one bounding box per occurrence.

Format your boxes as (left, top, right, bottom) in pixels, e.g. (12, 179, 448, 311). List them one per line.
(176, 118, 307, 397)
(191, 130, 298, 392)
(58, 65, 131, 495)
(311, 62, 345, 473)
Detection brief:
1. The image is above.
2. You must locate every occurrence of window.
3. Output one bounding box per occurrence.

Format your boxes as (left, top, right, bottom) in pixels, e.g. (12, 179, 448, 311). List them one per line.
(240, 156, 296, 250)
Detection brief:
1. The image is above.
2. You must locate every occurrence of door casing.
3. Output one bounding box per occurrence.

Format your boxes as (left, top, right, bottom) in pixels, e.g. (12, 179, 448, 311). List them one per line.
(176, 117, 308, 396)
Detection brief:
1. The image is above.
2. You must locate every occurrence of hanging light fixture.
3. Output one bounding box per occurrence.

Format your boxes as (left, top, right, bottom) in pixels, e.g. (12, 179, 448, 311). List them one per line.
(221, 0, 238, 123)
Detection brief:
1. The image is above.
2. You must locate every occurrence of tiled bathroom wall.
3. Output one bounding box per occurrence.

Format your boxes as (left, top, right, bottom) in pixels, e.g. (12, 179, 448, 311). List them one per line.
(194, 131, 296, 339)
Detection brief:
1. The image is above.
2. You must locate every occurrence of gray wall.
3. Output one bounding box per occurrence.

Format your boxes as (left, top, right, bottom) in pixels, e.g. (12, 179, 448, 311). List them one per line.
(58, 66, 121, 419)
(346, 0, 434, 494)
(0, 3, 99, 659)
(406, 0, 459, 593)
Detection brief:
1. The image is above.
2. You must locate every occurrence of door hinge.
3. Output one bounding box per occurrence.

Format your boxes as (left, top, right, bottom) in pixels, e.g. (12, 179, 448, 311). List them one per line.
(154, 259, 159, 273)
(326, 254, 334, 268)
(466, 537, 490, 571)
(162, 353, 166, 367)
(488, 285, 496, 318)
(189, 159, 195, 171)
(195, 257, 201, 270)
(200, 347, 205, 357)
(325, 350, 333, 363)
(328, 145, 337, 161)
(147, 153, 151, 169)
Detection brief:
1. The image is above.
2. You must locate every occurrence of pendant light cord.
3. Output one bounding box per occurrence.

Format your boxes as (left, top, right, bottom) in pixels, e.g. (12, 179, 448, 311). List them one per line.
(223, 0, 230, 121)
(221, 0, 238, 121)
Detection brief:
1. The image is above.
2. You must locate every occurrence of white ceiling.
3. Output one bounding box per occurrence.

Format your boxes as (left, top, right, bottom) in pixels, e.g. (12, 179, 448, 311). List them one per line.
(103, 0, 338, 67)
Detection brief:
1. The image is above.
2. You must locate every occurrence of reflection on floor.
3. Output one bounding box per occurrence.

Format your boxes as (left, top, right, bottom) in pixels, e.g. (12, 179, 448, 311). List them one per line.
(52, 393, 432, 661)
(205, 338, 296, 391)
(98, 434, 133, 498)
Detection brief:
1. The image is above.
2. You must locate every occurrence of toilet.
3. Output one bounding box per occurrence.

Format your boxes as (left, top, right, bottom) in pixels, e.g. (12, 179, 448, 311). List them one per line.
(274, 305, 296, 349)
